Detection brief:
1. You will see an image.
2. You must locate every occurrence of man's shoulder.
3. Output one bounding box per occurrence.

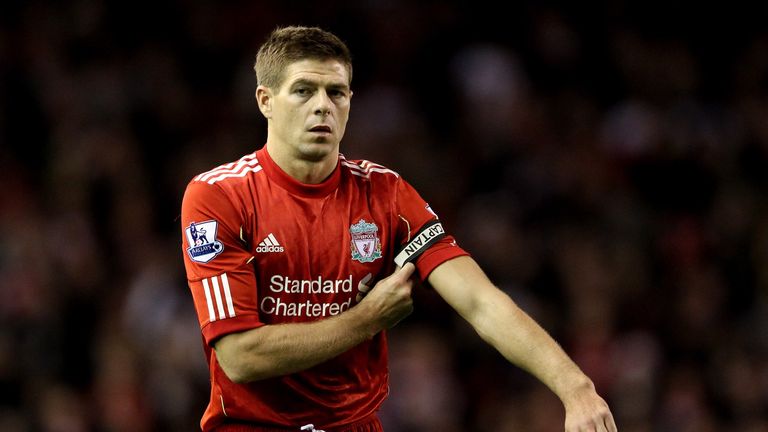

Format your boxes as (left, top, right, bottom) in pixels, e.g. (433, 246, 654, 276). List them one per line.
(339, 154, 400, 181)
(188, 151, 263, 187)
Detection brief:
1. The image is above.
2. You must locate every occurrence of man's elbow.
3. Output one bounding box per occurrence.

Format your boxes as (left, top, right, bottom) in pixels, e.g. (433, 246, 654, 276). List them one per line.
(214, 345, 249, 383)
(218, 358, 253, 384)
(214, 335, 267, 384)
(471, 290, 518, 341)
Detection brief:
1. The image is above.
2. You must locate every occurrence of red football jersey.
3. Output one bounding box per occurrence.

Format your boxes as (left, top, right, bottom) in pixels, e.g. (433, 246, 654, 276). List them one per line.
(181, 147, 468, 430)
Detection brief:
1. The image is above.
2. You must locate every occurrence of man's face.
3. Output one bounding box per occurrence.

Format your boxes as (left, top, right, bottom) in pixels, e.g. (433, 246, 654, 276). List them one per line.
(261, 59, 352, 162)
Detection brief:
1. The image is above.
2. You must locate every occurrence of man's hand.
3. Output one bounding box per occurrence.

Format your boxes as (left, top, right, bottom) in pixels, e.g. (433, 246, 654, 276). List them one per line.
(213, 263, 417, 383)
(426, 257, 617, 431)
(563, 381, 617, 432)
(357, 263, 415, 329)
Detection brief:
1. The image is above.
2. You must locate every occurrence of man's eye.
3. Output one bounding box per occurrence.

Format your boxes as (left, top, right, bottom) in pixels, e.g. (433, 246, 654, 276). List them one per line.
(296, 88, 311, 95)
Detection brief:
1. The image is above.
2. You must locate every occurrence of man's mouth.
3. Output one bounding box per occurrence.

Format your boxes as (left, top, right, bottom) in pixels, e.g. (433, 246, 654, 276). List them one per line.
(309, 125, 332, 133)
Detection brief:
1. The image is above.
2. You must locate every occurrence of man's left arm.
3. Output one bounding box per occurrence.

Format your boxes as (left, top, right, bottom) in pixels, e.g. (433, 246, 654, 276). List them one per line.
(427, 255, 618, 432)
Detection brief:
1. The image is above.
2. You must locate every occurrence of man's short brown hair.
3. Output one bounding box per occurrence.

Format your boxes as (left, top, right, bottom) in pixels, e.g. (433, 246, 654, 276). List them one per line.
(254, 26, 353, 89)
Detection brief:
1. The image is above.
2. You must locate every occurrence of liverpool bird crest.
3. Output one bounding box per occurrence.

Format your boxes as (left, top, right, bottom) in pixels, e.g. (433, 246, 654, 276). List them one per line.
(350, 219, 382, 263)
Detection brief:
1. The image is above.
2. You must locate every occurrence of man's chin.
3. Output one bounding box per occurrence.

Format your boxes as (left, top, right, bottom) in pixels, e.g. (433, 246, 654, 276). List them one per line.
(297, 142, 338, 162)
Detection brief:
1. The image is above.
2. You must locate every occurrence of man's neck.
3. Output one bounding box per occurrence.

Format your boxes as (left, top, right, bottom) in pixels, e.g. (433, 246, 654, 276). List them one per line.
(265, 141, 338, 184)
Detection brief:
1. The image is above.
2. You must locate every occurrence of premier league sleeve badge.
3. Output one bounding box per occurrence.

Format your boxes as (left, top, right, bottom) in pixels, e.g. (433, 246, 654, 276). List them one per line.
(186, 220, 225, 263)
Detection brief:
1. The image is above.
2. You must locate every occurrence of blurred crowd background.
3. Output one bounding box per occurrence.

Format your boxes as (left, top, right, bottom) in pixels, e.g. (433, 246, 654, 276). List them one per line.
(2, 1, 768, 431)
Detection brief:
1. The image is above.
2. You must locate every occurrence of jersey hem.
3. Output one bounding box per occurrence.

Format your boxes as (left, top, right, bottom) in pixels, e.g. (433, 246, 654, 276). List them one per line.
(209, 412, 381, 432)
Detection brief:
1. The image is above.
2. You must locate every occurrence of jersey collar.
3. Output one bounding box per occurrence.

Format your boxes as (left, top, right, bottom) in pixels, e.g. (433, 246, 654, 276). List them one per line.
(257, 147, 341, 198)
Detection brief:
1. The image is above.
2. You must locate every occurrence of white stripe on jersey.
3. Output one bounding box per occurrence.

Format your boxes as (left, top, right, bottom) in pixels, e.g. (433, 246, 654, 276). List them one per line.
(211, 276, 226, 320)
(221, 273, 236, 318)
(201, 274, 236, 322)
(340, 160, 399, 178)
(206, 165, 263, 184)
(195, 153, 258, 182)
(193, 153, 263, 185)
(202, 278, 217, 323)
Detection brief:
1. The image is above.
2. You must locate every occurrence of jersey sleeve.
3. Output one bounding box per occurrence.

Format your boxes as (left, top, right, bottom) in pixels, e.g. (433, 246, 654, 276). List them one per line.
(394, 178, 469, 280)
(181, 181, 263, 346)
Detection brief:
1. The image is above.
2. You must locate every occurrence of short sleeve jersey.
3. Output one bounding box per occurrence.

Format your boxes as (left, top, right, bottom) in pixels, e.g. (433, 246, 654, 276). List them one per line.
(180, 147, 469, 430)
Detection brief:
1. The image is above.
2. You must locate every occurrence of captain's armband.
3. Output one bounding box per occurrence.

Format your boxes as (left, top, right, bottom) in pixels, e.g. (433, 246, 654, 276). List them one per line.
(394, 220, 446, 267)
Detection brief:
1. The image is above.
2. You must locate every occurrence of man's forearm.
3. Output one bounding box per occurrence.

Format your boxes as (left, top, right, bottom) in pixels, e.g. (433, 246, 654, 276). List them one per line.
(471, 289, 593, 399)
(429, 257, 592, 400)
(215, 264, 416, 383)
(430, 257, 616, 431)
(215, 305, 379, 383)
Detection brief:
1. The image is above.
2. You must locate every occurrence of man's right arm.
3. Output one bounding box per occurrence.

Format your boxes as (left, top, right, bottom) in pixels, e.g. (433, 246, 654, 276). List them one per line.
(214, 263, 416, 383)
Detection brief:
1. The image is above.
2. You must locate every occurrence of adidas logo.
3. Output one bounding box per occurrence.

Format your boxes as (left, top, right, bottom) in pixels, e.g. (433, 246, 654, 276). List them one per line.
(256, 233, 284, 253)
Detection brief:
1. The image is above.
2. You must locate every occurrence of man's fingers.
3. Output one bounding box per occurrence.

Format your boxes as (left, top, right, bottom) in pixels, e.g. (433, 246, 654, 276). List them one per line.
(595, 418, 609, 432)
(356, 273, 373, 302)
(355, 263, 416, 303)
(566, 410, 617, 432)
(393, 262, 416, 281)
(358, 273, 372, 294)
(357, 264, 415, 303)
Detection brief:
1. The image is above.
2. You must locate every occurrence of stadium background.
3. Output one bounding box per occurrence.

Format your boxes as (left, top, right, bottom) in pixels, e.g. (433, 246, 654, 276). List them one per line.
(1, 1, 767, 430)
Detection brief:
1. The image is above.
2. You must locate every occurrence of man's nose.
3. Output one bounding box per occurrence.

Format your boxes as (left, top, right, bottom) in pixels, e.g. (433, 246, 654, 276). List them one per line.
(313, 91, 332, 116)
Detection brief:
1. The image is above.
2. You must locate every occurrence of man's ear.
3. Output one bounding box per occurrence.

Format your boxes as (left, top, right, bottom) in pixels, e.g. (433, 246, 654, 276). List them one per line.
(256, 86, 272, 119)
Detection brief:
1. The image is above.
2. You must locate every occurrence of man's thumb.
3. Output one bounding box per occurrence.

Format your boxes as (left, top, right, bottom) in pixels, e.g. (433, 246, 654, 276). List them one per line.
(395, 262, 416, 280)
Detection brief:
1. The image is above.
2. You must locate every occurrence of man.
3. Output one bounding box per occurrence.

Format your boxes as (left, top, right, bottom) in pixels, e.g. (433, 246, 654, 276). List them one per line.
(181, 26, 617, 432)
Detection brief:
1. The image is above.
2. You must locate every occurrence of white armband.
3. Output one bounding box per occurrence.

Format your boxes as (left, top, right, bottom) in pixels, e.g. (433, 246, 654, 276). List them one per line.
(394, 220, 446, 267)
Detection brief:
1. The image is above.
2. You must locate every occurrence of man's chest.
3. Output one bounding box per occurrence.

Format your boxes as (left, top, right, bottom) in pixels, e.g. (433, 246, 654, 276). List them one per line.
(251, 193, 395, 268)
(246, 190, 397, 320)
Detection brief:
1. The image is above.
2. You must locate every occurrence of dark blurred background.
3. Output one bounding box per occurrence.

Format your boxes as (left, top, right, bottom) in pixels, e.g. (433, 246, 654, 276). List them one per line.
(2, 1, 768, 431)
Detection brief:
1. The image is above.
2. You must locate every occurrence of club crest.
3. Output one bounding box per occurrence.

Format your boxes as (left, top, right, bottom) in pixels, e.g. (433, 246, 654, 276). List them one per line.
(185, 220, 224, 263)
(350, 219, 382, 263)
